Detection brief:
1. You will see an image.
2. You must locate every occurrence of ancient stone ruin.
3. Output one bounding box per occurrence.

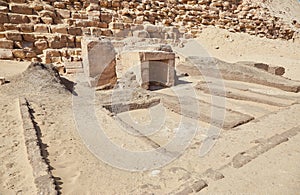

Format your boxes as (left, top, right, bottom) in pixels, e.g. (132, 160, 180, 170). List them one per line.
(0, 0, 299, 65)
(81, 36, 176, 89)
(119, 50, 175, 89)
(81, 37, 117, 87)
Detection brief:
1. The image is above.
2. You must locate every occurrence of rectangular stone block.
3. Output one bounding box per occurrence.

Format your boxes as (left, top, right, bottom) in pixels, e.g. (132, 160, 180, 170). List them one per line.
(119, 51, 175, 89)
(51, 25, 68, 34)
(100, 13, 112, 23)
(0, 38, 13, 49)
(109, 22, 124, 30)
(34, 24, 49, 33)
(81, 37, 117, 87)
(68, 27, 82, 36)
(5, 31, 22, 41)
(10, 4, 33, 15)
(18, 24, 33, 33)
(0, 12, 9, 24)
(0, 49, 13, 59)
(8, 13, 29, 24)
(4, 23, 19, 31)
(56, 9, 70, 19)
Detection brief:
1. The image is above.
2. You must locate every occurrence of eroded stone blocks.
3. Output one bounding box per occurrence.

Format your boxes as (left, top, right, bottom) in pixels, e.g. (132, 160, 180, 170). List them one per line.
(81, 37, 117, 88)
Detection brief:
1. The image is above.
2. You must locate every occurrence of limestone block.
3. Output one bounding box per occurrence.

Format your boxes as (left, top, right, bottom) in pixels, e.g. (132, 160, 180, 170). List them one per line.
(121, 15, 133, 23)
(28, 15, 40, 24)
(0, 12, 9, 24)
(5, 31, 22, 41)
(10, 4, 33, 15)
(66, 35, 75, 48)
(112, 0, 120, 8)
(81, 37, 117, 87)
(12, 49, 26, 58)
(18, 24, 33, 33)
(4, 24, 19, 31)
(132, 30, 150, 38)
(23, 34, 35, 42)
(26, 51, 37, 58)
(90, 27, 102, 36)
(86, 3, 100, 11)
(10, 0, 26, 3)
(98, 22, 108, 28)
(149, 32, 164, 39)
(53, 2, 65, 9)
(34, 40, 48, 50)
(39, 10, 56, 18)
(68, 27, 82, 36)
(101, 29, 113, 36)
(51, 25, 68, 34)
(112, 29, 132, 37)
(100, 13, 112, 23)
(56, 9, 70, 19)
(0, 49, 13, 59)
(41, 17, 53, 24)
(119, 51, 175, 89)
(0, 24, 4, 32)
(48, 36, 66, 49)
(8, 13, 29, 24)
(0, 38, 13, 49)
(43, 49, 61, 57)
(109, 22, 124, 30)
(34, 24, 49, 33)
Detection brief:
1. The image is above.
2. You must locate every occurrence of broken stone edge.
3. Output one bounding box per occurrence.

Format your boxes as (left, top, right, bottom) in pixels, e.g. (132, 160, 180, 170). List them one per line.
(18, 98, 57, 195)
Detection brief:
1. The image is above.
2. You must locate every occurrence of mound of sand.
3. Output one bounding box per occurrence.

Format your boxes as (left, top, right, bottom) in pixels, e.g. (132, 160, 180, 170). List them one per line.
(1, 63, 74, 97)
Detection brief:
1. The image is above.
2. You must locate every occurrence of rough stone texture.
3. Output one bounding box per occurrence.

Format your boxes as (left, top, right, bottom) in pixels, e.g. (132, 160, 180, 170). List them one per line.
(119, 50, 175, 89)
(18, 98, 57, 195)
(268, 66, 285, 76)
(0, 49, 13, 59)
(0, 0, 297, 63)
(10, 4, 33, 15)
(170, 178, 208, 194)
(180, 57, 300, 92)
(231, 126, 300, 168)
(0, 38, 13, 49)
(159, 94, 254, 130)
(81, 37, 117, 87)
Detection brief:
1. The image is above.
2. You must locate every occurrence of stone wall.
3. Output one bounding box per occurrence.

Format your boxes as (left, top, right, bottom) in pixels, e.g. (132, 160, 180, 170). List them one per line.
(0, 0, 299, 63)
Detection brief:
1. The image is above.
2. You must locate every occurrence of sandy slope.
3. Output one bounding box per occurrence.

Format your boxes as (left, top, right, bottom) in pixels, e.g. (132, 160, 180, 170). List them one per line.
(264, 0, 300, 25)
(196, 26, 300, 81)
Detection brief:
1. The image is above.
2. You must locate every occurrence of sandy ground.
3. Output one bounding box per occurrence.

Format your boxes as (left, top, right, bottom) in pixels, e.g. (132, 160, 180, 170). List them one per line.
(196, 26, 300, 81)
(0, 60, 30, 77)
(0, 97, 36, 194)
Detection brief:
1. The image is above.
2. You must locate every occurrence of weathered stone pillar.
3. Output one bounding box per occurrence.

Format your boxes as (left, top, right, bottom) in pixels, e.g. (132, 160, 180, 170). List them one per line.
(81, 37, 117, 88)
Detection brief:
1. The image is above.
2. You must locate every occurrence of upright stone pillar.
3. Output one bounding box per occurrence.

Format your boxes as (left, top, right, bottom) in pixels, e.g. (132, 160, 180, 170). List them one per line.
(81, 37, 117, 88)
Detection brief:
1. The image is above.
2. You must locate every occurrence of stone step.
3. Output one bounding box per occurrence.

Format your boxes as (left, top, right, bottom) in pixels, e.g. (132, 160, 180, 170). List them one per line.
(158, 93, 254, 130)
(9, 3, 34, 15)
(195, 82, 296, 107)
